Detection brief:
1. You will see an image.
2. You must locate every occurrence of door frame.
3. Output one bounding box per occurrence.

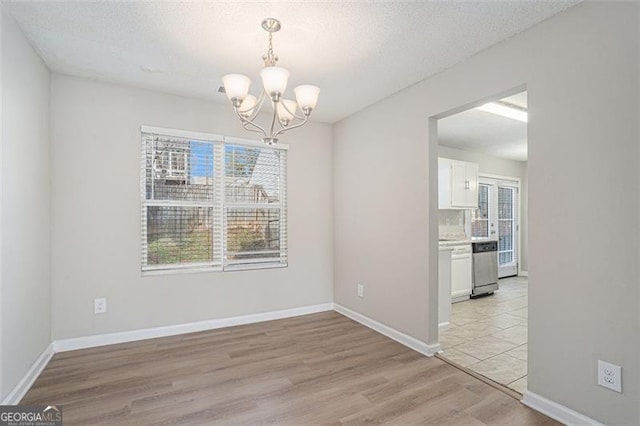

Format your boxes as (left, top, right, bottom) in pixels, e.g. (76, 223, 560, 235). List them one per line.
(477, 173, 522, 277)
(429, 83, 527, 351)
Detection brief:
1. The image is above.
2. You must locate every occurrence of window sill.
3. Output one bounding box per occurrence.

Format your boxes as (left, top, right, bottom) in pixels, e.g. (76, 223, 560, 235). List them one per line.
(142, 266, 223, 277)
(224, 262, 288, 272)
(141, 262, 287, 276)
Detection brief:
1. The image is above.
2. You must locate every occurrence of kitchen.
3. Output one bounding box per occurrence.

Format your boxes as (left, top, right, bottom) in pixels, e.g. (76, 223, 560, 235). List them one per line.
(436, 92, 529, 394)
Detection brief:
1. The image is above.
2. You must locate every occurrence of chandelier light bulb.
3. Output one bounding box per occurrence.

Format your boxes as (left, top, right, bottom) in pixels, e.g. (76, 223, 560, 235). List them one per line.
(277, 99, 298, 125)
(222, 74, 251, 103)
(294, 85, 320, 112)
(260, 66, 290, 99)
(239, 94, 257, 118)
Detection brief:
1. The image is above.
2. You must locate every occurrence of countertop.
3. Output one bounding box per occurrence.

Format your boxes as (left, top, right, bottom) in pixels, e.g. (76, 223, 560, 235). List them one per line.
(439, 239, 499, 247)
(438, 239, 472, 246)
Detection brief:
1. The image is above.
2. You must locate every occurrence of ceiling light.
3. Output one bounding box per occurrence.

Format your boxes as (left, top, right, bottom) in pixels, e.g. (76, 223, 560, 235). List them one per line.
(221, 18, 320, 145)
(476, 102, 527, 122)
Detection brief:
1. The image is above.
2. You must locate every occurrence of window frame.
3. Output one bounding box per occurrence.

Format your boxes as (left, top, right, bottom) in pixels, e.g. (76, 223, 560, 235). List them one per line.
(140, 126, 289, 276)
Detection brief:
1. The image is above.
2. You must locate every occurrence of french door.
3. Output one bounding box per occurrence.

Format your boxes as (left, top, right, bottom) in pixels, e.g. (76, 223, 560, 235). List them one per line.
(471, 177, 519, 278)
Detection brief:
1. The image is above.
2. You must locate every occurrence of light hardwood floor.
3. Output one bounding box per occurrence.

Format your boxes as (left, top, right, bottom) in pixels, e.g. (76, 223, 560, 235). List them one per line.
(22, 311, 556, 425)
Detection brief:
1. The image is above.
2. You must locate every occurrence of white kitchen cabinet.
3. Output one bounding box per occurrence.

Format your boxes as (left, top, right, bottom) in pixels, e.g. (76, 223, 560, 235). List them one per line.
(451, 246, 473, 302)
(438, 158, 479, 209)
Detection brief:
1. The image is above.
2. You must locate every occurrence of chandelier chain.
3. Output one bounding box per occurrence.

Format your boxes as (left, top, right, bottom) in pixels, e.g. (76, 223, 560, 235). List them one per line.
(263, 31, 278, 67)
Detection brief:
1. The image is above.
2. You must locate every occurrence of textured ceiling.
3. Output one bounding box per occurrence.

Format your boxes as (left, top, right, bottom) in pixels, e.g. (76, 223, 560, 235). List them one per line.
(4, 2, 577, 123)
(438, 92, 528, 162)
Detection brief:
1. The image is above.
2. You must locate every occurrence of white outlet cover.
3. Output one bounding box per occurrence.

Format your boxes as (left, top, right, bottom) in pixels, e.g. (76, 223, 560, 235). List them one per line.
(598, 360, 622, 393)
(94, 298, 107, 314)
(357, 284, 364, 298)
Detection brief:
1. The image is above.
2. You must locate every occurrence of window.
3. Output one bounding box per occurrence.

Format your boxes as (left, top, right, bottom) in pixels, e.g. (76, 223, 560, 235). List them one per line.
(498, 186, 515, 265)
(141, 126, 287, 273)
(471, 184, 490, 239)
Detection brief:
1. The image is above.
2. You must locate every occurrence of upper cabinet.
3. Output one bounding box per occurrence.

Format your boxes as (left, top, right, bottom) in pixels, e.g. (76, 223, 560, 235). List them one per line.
(438, 158, 479, 209)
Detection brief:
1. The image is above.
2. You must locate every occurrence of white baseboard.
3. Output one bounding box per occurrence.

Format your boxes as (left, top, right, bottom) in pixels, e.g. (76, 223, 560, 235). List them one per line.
(54, 303, 334, 352)
(1, 342, 54, 405)
(519, 270, 529, 277)
(522, 390, 603, 426)
(438, 322, 451, 331)
(333, 304, 441, 356)
(452, 295, 470, 303)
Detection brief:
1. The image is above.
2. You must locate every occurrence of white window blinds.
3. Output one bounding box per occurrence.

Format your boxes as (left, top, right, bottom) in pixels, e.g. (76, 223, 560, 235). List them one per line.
(224, 143, 287, 267)
(498, 186, 515, 265)
(141, 127, 288, 273)
(471, 183, 490, 239)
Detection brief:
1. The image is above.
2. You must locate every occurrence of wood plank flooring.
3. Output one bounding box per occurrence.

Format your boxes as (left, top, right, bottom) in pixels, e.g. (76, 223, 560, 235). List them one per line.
(22, 312, 557, 425)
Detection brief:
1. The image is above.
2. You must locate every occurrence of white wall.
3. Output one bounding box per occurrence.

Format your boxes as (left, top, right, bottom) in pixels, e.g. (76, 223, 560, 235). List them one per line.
(438, 145, 528, 271)
(50, 75, 333, 340)
(334, 2, 639, 424)
(1, 11, 51, 401)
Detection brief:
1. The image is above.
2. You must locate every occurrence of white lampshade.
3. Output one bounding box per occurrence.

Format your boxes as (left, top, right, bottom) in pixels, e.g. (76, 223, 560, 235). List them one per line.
(260, 66, 290, 96)
(277, 99, 297, 124)
(239, 95, 257, 117)
(294, 85, 320, 110)
(222, 74, 251, 101)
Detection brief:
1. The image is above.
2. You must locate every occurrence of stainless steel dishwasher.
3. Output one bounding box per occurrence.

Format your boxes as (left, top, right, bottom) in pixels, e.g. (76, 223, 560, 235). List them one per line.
(471, 241, 498, 297)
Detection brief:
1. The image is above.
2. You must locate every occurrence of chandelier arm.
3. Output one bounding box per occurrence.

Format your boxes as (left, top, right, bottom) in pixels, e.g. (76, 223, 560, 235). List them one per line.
(233, 107, 268, 137)
(236, 91, 266, 121)
(273, 114, 309, 138)
(241, 123, 267, 135)
(240, 118, 268, 137)
(248, 91, 267, 122)
(279, 99, 307, 121)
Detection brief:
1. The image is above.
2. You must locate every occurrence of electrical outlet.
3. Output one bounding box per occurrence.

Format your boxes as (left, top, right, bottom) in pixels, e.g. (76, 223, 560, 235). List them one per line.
(598, 360, 622, 393)
(94, 298, 107, 314)
(357, 283, 364, 298)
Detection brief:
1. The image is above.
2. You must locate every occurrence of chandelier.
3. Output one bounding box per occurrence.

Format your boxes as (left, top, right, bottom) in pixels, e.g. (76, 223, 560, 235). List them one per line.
(221, 18, 320, 145)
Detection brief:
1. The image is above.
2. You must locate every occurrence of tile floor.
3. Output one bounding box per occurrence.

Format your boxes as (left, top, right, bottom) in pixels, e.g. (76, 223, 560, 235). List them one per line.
(440, 276, 528, 393)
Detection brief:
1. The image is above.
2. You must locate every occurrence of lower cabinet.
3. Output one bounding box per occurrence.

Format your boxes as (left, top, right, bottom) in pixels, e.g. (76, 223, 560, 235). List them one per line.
(451, 251, 472, 302)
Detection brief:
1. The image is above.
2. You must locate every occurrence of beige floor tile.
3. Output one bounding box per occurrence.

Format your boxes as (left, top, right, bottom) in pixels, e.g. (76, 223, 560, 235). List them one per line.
(477, 314, 526, 329)
(440, 333, 471, 349)
(506, 344, 528, 361)
(469, 353, 527, 385)
(455, 335, 518, 360)
(441, 324, 503, 341)
(440, 348, 481, 367)
(450, 313, 478, 326)
(499, 298, 528, 312)
(452, 300, 475, 311)
(508, 376, 528, 394)
(492, 325, 528, 345)
(451, 305, 479, 317)
(467, 306, 503, 317)
(444, 277, 530, 382)
(510, 307, 528, 319)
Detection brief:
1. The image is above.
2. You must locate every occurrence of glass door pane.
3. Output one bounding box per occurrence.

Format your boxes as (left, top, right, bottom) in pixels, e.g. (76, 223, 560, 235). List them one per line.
(498, 186, 517, 277)
(471, 184, 490, 239)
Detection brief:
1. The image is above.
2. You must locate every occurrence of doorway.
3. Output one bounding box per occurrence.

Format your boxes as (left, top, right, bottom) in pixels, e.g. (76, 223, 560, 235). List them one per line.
(472, 177, 520, 278)
(434, 88, 529, 394)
